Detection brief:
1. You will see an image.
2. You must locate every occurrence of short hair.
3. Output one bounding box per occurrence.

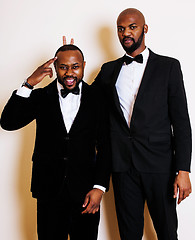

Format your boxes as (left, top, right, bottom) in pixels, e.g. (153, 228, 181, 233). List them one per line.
(54, 44, 84, 61)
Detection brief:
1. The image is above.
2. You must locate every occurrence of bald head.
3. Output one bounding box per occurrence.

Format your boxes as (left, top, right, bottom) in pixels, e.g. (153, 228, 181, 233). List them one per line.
(117, 8, 148, 56)
(117, 8, 145, 25)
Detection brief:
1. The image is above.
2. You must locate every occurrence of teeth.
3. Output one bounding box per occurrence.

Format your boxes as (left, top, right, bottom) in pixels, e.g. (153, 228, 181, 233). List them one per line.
(66, 79, 74, 84)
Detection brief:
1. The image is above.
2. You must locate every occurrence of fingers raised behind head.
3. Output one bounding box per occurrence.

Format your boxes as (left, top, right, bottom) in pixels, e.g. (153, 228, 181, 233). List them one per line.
(63, 36, 66, 45)
(63, 36, 74, 45)
(70, 38, 74, 44)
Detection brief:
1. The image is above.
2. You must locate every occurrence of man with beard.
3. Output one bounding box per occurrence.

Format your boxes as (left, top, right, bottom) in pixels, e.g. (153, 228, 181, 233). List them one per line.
(94, 8, 192, 240)
(0, 44, 110, 240)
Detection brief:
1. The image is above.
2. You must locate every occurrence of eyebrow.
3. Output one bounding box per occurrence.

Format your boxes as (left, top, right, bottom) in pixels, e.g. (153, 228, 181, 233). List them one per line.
(117, 23, 137, 27)
(60, 63, 80, 66)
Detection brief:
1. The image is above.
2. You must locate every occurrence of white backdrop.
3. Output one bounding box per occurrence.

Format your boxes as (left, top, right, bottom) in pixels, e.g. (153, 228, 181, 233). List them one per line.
(0, 0, 195, 239)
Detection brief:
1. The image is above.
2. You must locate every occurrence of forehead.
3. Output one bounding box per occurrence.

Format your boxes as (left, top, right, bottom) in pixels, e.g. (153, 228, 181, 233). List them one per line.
(117, 13, 143, 26)
(56, 50, 83, 64)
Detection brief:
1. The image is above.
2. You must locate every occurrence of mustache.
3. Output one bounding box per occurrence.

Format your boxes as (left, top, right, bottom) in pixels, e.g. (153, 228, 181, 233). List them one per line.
(122, 36, 135, 44)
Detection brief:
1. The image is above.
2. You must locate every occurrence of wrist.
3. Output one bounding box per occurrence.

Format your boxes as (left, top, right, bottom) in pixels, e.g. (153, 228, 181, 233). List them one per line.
(178, 170, 190, 176)
(22, 80, 34, 89)
(26, 77, 36, 87)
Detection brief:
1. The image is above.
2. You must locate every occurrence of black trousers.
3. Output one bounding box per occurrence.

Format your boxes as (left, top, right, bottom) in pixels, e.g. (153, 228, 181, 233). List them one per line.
(37, 185, 100, 240)
(112, 166, 178, 240)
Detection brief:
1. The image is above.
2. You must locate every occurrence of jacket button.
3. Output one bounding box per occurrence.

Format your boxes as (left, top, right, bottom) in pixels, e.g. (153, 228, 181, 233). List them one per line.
(65, 136, 69, 141)
(63, 157, 68, 161)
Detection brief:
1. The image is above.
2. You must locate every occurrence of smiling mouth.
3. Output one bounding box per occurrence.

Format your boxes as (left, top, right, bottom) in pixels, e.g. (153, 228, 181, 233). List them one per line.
(63, 77, 77, 86)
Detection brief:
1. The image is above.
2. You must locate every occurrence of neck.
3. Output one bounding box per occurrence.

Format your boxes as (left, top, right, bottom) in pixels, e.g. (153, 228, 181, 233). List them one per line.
(127, 45, 146, 58)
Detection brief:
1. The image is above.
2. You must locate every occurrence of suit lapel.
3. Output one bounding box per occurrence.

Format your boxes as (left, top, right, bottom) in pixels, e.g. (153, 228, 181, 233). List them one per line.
(110, 57, 124, 87)
(46, 79, 68, 134)
(68, 81, 89, 133)
(133, 50, 156, 103)
(131, 50, 157, 117)
(109, 57, 128, 126)
(110, 51, 157, 129)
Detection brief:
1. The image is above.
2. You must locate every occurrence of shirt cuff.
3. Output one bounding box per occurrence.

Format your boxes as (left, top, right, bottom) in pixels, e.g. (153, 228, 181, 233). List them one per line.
(93, 185, 106, 193)
(16, 84, 32, 98)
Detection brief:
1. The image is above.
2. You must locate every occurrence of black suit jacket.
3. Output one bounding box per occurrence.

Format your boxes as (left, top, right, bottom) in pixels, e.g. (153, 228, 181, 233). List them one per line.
(0, 80, 110, 201)
(94, 50, 191, 173)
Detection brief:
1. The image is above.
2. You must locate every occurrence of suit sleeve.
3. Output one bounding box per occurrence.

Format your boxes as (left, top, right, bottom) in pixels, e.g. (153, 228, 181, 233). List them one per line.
(0, 90, 37, 131)
(93, 63, 107, 87)
(168, 60, 192, 172)
(92, 69, 102, 87)
(93, 85, 111, 191)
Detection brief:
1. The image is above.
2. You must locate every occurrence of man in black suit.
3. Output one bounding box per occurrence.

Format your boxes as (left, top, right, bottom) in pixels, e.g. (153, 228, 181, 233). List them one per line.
(94, 8, 192, 240)
(0, 44, 110, 240)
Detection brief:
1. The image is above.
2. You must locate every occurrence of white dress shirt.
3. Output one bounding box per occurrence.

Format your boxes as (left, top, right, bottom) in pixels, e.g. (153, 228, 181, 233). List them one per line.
(16, 80, 105, 192)
(115, 48, 149, 126)
(57, 81, 82, 133)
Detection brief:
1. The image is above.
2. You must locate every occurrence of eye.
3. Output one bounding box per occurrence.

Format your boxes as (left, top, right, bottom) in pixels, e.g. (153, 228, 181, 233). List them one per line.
(130, 25, 137, 30)
(118, 27, 124, 33)
(73, 65, 79, 70)
(60, 66, 67, 70)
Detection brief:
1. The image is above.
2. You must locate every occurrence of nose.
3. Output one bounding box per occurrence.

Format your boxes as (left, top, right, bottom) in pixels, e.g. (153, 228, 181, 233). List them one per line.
(123, 27, 131, 37)
(65, 67, 73, 76)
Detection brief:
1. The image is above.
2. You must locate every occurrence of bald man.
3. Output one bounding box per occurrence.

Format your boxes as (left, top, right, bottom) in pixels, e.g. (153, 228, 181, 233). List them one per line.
(94, 8, 192, 240)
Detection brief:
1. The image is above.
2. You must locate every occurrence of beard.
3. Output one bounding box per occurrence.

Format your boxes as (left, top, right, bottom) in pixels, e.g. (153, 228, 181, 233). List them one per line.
(121, 27, 145, 54)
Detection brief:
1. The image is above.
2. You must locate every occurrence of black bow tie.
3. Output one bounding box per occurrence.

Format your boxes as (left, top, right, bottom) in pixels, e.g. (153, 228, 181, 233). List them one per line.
(123, 54, 143, 65)
(60, 85, 80, 98)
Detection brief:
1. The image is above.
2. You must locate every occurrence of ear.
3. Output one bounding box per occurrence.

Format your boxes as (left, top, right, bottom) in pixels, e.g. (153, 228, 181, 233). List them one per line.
(83, 61, 86, 69)
(144, 24, 148, 34)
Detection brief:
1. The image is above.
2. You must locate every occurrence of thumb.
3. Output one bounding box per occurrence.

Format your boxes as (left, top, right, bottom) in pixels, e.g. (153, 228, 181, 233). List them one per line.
(173, 182, 178, 199)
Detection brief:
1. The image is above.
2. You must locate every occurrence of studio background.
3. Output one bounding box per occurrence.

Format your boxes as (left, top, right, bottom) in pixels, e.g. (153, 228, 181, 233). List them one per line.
(0, 0, 194, 239)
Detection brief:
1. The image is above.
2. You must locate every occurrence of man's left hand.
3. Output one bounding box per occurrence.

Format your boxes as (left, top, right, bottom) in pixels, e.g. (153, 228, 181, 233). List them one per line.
(81, 189, 104, 214)
(63, 36, 74, 45)
(173, 170, 192, 204)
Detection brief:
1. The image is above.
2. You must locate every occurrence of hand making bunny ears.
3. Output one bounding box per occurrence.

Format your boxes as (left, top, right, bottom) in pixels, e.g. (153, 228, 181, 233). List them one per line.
(62, 36, 74, 45)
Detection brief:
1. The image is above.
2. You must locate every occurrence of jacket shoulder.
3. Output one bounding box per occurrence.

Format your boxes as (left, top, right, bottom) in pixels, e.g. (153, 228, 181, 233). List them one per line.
(149, 50, 181, 66)
(101, 57, 123, 69)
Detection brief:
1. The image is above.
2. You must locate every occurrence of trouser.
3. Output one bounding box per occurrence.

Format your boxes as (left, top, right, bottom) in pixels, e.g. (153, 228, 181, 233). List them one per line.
(37, 184, 100, 240)
(112, 167, 178, 240)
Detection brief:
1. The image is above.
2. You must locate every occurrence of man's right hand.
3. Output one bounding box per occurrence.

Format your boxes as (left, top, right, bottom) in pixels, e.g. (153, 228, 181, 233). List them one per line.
(27, 57, 57, 87)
